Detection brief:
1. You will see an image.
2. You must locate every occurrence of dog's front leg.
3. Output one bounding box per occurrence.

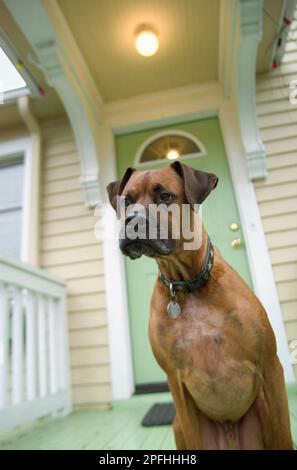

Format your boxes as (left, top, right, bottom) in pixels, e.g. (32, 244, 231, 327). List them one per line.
(173, 415, 187, 450)
(168, 376, 204, 449)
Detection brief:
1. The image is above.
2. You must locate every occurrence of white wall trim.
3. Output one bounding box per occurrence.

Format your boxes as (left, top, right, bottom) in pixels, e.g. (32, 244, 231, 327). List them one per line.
(237, 0, 267, 180)
(17, 96, 41, 267)
(0, 137, 32, 264)
(95, 126, 134, 400)
(134, 129, 207, 168)
(101, 210, 135, 400)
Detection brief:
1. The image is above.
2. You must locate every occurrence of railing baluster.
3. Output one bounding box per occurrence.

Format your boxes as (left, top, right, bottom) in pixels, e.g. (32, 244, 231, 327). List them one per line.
(48, 297, 57, 394)
(0, 257, 71, 432)
(0, 282, 9, 409)
(11, 286, 23, 405)
(26, 290, 36, 401)
(56, 293, 72, 415)
(37, 294, 47, 397)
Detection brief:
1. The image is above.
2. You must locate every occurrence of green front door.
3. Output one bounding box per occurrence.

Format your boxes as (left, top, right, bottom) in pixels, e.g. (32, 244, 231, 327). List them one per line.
(115, 117, 252, 387)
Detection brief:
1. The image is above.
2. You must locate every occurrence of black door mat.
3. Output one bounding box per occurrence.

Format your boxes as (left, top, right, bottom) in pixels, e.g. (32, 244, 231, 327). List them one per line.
(135, 382, 169, 394)
(141, 402, 175, 426)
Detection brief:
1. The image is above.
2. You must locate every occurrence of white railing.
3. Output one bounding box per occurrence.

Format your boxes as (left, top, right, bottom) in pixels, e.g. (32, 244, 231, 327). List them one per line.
(0, 257, 72, 434)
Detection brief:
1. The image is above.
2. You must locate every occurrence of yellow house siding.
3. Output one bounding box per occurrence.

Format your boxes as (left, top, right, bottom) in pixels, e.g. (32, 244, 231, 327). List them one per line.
(256, 33, 297, 379)
(40, 118, 111, 408)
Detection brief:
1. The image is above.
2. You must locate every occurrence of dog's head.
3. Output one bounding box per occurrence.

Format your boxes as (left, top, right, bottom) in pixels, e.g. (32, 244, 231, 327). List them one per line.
(106, 162, 218, 260)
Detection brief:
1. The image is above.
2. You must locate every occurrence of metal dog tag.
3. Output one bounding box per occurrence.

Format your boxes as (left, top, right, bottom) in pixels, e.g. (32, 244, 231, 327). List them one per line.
(167, 301, 181, 319)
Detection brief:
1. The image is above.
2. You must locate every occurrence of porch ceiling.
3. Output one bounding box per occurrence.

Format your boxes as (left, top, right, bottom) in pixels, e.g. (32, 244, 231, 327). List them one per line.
(57, 0, 220, 102)
(0, 0, 286, 130)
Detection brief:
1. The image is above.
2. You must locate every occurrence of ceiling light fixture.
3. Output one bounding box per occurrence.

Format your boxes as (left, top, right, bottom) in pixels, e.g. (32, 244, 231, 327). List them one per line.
(135, 26, 159, 57)
(166, 149, 180, 160)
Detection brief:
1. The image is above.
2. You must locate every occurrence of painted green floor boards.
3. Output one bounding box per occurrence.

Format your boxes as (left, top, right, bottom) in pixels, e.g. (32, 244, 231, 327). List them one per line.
(0, 386, 296, 450)
(0, 393, 175, 450)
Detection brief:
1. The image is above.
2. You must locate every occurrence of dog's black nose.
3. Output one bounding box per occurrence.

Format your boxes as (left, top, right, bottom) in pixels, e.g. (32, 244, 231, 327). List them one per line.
(125, 212, 149, 240)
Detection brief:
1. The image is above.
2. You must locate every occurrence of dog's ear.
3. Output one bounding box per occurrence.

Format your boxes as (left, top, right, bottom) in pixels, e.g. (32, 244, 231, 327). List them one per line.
(106, 167, 135, 210)
(170, 161, 218, 207)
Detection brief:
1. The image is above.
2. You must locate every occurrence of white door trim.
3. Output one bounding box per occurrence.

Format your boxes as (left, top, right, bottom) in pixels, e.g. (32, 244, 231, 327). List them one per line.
(0, 137, 32, 264)
(101, 99, 294, 399)
(95, 126, 134, 400)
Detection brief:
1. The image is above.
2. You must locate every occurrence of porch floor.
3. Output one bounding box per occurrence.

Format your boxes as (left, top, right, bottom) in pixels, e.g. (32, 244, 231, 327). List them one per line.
(0, 386, 296, 450)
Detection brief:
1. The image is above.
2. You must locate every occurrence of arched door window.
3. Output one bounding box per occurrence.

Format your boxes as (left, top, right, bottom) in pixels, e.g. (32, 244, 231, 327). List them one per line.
(134, 130, 207, 167)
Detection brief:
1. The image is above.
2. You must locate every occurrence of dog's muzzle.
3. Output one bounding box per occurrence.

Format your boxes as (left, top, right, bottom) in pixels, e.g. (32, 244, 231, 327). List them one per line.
(119, 210, 175, 260)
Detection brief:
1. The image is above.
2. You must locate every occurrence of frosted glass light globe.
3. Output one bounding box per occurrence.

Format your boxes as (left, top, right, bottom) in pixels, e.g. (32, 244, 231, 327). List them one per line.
(135, 30, 159, 57)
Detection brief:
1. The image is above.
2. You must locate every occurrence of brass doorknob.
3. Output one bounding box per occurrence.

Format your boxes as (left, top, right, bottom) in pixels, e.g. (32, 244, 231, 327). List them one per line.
(231, 238, 242, 248)
(230, 223, 239, 231)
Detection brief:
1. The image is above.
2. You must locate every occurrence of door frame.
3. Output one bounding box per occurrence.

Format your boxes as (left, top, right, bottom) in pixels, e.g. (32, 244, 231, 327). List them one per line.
(100, 90, 294, 400)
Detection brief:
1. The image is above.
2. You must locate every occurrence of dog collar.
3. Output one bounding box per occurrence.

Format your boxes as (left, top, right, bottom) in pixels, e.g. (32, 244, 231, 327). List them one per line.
(158, 237, 214, 319)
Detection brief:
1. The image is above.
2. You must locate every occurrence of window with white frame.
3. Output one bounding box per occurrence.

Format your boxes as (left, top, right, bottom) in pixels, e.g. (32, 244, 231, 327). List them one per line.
(135, 130, 207, 167)
(0, 157, 24, 259)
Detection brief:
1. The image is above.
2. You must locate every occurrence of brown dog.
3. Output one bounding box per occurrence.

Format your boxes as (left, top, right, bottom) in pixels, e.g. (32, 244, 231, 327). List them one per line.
(107, 162, 293, 450)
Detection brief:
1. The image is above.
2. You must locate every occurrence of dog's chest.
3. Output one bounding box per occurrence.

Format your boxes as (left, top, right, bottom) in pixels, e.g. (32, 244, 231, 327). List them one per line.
(156, 305, 227, 371)
(151, 295, 223, 355)
(150, 297, 259, 421)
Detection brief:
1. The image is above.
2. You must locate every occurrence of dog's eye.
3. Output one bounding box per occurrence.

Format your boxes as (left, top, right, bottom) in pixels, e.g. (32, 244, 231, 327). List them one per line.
(159, 192, 172, 203)
(124, 197, 132, 208)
